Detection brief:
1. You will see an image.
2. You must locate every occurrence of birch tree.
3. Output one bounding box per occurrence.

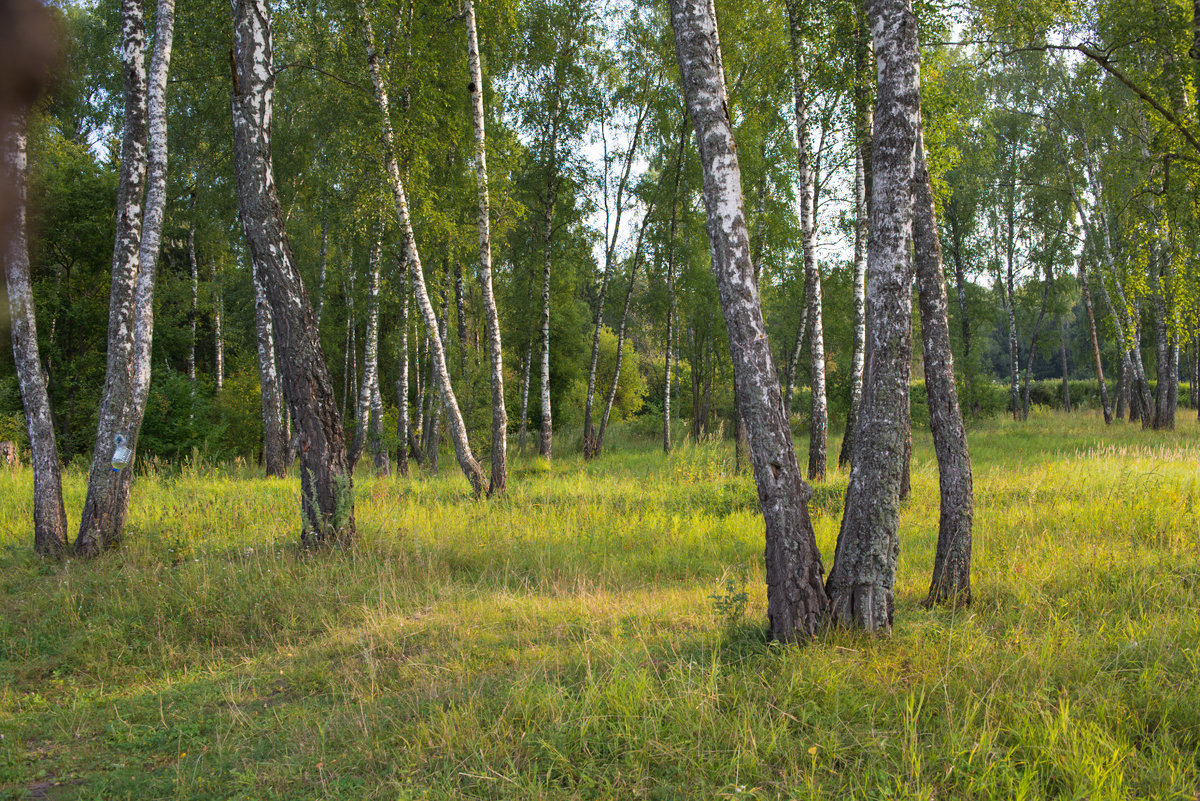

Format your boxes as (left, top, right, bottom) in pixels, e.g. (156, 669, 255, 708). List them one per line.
(75, 0, 151, 556)
(669, 0, 828, 641)
(464, 0, 508, 494)
(3, 108, 68, 556)
(825, 0, 921, 631)
(358, 0, 487, 496)
(913, 130, 973, 607)
(350, 234, 386, 475)
(839, 0, 870, 468)
(784, 0, 827, 482)
(395, 259, 410, 476)
(231, 0, 355, 544)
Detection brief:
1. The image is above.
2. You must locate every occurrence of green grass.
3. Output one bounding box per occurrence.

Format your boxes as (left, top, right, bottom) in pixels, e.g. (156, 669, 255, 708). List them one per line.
(2, 410, 1200, 799)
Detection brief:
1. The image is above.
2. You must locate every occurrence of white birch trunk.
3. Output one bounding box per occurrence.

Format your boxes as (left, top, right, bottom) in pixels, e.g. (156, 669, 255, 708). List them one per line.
(464, 0, 507, 493)
(75, 0, 149, 556)
(669, 0, 828, 641)
(359, 1, 486, 495)
(840, 7, 870, 468)
(785, 0, 827, 482)
(3, 110, 69, 556)
(212, 257, 223, 390)
(825, 0, 921, 631)
(395, 260, 410, 475)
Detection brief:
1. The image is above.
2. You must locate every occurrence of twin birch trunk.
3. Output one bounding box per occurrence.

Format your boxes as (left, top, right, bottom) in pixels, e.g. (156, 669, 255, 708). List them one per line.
(669, 0, 828, 641)
(231, 0, 355, 544)
(824, 0, 921, 631)
(76, 0, 152, 556)
(359, 1, 486, 495)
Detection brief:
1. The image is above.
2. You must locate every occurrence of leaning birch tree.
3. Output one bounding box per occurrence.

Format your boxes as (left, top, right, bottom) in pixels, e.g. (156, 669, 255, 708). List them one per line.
(358, 0, 487, 496)
(231, 0, 355, 544)
(669, 0, 828, 641)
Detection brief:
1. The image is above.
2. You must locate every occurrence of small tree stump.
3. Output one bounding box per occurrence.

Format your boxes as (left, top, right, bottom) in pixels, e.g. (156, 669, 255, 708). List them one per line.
(0, 441, 17, 469)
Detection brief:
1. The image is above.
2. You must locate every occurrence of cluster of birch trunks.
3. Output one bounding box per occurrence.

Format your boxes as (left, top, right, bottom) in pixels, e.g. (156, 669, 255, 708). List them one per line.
(0, 0, 998, 640)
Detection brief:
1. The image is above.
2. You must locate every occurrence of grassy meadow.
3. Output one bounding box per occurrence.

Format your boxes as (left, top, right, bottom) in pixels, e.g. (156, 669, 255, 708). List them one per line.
(2, 411, 1200, 799)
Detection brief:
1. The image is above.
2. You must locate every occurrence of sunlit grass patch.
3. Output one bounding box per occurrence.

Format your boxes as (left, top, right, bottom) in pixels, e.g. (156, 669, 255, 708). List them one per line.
(0, 411, 1198, 798)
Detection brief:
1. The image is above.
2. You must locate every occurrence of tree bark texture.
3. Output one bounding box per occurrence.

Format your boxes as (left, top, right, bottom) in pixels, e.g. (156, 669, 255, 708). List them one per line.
(3, 109, 68, 556)
(252, 258, 287, 477)
(232, 0, 355, 544)
(913, 131, 972, 607)
(825, 0, 920, 632)
(670, 0, 828, 641)
(359, 1, 485, 495)
(464, 0, 507, 494)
